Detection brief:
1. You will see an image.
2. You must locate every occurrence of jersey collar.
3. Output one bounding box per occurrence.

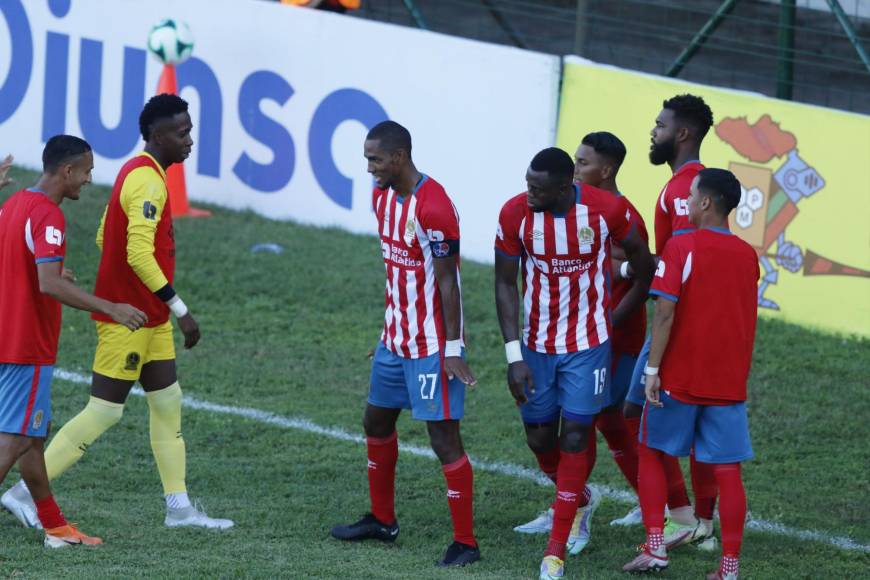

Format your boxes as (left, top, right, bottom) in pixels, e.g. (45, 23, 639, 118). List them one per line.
(673, 159, 701, 175)
(395, 174, 428, 204)
(140, 151, 168, 181)
(551, 184, 580, 218)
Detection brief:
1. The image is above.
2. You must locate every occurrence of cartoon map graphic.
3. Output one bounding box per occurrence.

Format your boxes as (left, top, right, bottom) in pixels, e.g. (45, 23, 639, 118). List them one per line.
(715, 115, 870, 310)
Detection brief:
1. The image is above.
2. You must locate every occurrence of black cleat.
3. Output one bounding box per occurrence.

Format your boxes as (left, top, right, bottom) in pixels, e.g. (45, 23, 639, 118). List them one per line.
(436, 541, 481, 567)
(330, 513, 399, 542)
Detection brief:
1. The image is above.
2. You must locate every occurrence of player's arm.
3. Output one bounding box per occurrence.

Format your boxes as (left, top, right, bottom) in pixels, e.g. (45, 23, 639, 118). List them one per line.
(495, 251, 534, 404)
(95, 205, 107, 250)
(0, 154, 13, 190)
(654, 192, 673, 256)
(644, 241, 684, 406)
(122, 172, 199, 348)
(37, 261, 146, 330)
(433, 255, 476, 386)
(611, 228, 655, 329)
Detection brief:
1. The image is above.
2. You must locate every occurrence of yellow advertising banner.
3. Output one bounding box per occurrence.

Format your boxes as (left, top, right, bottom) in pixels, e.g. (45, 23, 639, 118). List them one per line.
(556, 57, 870, 337)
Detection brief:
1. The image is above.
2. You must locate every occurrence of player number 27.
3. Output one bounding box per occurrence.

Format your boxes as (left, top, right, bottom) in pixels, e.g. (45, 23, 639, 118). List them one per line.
(592, 368, 606, 396)
(418, 373, 438, 400)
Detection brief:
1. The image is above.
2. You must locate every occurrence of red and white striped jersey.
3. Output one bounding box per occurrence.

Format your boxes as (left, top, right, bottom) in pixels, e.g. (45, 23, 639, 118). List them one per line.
(373, 175, 463, 359)
(495, 184, 632, 354)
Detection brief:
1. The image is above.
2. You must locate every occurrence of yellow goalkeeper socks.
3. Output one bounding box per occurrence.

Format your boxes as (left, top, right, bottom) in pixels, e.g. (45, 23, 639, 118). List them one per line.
(44, 396, 124, 481)
(147, 382, 187, 495)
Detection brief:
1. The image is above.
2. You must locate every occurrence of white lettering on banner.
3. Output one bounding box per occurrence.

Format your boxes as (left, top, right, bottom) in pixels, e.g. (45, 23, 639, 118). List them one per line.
(0, 0, 559, 264)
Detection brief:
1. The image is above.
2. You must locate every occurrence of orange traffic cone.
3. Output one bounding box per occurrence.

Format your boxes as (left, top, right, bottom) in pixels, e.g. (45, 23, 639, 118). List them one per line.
(156, 64, 211, 218)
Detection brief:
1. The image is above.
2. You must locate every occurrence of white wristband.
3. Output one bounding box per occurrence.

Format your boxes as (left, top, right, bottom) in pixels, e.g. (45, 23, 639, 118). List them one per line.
(620, 261, 631, 279)
(505, 340, 523, 364)
(644, 365, 659, 375)
(444, 339, 462, 358)
(167, 295, 189, 318)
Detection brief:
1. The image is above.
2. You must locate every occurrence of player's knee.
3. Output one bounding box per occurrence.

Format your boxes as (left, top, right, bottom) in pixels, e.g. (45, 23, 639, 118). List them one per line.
(623, 401, 643, 418)
(87, 397, 125, 428)
(525, 430, 557, 455)
(559, 422, 590, 453)
(426, 421, 463, 463)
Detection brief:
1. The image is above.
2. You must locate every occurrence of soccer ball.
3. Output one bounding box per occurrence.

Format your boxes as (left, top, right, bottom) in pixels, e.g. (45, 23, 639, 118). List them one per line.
(147, 19, 194, 65)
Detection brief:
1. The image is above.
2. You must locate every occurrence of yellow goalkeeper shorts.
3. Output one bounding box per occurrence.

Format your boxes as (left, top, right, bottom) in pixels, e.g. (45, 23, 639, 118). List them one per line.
(92, 321, 175, 381)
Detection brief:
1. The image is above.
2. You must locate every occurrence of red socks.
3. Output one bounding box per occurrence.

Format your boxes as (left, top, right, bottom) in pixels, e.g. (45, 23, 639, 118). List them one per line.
(691, 453, 718, 521)
(545, 450, 588, 560)
(534, 446, 560, 484)
(367, 432, 398, 525)
(35, 495, 67, 530)
(637, 443, 667, 531)
(442, 454, 476, 547)
(714, 463, 746, 558)
(663, 454, 691, 510)
(597, 411, 640, 493)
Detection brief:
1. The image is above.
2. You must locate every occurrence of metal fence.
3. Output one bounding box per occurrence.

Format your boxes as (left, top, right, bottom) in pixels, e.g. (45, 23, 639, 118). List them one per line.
(353, 0, 870, 114)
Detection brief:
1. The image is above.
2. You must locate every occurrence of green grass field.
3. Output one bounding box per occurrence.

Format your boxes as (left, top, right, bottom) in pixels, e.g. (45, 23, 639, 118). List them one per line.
(1, 165, 868, 579)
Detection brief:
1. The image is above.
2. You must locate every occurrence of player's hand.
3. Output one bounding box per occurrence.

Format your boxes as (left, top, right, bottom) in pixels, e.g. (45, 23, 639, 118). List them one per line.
(109, 303, 147, 331)
(178, 312, 201, 349)
(61, 267, 76, 283)
(444, 357, 477, 386)
(507, 360, 534, 404)
(366, 346, 375, 360)
(0, 154, 13, 190)
(645, 373, 663, 407)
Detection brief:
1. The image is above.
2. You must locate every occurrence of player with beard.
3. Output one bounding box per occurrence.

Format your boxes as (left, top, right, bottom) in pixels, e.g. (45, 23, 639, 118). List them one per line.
(619, 94, 719, 547)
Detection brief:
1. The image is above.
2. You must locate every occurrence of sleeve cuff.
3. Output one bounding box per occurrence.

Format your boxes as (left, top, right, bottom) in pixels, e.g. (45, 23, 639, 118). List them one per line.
(650, 289, 678, 302)
(495, 248, 522, 261)
(35, 256, 64, 264)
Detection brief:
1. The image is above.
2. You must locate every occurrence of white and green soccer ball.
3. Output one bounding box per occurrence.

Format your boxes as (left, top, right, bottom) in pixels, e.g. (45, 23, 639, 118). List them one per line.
(147, 19, 194, 65)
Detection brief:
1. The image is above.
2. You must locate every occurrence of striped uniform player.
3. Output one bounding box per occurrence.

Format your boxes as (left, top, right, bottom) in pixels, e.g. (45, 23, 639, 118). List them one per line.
(493, 148, 654, 580)
(0, 137, 145, 547)
(331, 121, 480, 569)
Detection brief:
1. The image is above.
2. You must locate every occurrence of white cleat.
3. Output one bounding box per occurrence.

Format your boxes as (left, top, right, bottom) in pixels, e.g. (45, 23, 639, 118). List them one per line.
(2, 481, 41, 529)
(165, 502, 234, 530)
(567, 485, 601, 555)
(539, 555, 564, 579)
(513, 507, 554, 534)
(610, 504, 642, 527)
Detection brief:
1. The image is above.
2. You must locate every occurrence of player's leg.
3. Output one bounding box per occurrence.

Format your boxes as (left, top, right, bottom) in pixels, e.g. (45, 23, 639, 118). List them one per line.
(331, 342, 405, 543)
(695, 403, 753, 580)
(138, 322, 232, 529)
(514, 345, 561, 535)
(596, 351, 640, 493)
(623, 392, 698, 572)
(691, 450, 719, 549)
(409, 349, 478, 568)
(19, 437, 102, 548)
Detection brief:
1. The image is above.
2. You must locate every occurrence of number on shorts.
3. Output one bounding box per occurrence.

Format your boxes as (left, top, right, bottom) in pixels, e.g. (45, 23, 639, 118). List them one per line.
(419, 373, 438, 400)
(592, 367, 606, 395)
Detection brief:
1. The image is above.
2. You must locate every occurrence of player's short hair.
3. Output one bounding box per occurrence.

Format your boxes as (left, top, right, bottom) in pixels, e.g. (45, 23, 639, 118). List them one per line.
(42, 135, 92, 172)
(581, 131, 627, 169)
(140, 94, 189, 141)
(663, 94, 714, 140)
(697, 168, 741, 215)
(366, 121, 412, 157)
(530, 147, 575, 183)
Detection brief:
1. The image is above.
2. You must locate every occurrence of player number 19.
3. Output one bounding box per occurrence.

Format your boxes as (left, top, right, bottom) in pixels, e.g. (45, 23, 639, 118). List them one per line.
(592, 368, 606, 395)
(419, 373, 438, 400)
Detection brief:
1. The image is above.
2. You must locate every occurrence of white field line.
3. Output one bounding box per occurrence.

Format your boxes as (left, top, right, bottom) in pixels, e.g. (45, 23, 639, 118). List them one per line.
(53, 368, 869, 553)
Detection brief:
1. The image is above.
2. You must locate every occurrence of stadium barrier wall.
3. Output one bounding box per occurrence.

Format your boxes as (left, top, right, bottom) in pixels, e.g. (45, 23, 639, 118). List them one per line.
(0, 0, 560, 263)
(557, 56, 870, 337)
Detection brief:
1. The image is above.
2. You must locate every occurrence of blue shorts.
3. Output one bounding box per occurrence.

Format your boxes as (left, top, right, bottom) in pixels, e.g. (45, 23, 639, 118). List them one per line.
(0, 364, 53, 438)
(625, 335, 652, 407)
(368, 342, 466, 421)
(607, 351, 638, 408)
(518, 341, 611, 423)
(639, 391, 753, 463)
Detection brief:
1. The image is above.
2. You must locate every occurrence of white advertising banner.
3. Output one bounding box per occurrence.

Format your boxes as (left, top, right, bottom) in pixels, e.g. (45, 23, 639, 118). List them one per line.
(0, 0, 560, 262)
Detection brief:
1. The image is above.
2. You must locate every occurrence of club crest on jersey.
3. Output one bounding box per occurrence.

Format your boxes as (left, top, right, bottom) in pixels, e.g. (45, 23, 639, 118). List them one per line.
(32, 410, 44, 430)
(143, 201, 157, 220)
(403, 217, 417, 245)
(578, 226, 595, 246)
(124, 352, 141, 371)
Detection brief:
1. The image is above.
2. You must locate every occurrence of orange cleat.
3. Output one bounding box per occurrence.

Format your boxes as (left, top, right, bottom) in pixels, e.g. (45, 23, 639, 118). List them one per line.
(44, 524, 103, 549)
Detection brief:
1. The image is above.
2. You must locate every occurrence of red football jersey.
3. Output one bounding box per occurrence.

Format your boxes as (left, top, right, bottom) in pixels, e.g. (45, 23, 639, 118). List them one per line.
(93, 155, 175, 327)
(373, 175, 463, 359)
(650, 228, 760, 402)
(495, 183, 632, 354)
(0, 190, 66, 364)
(653, 161, 704, 255)
(610, 194, 649, 355)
